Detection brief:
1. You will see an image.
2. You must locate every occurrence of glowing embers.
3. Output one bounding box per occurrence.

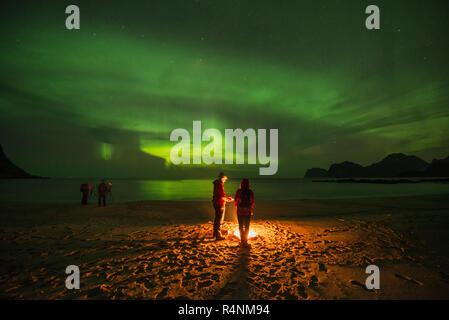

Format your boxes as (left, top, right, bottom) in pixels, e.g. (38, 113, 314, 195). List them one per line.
(233, 229, 258, 239)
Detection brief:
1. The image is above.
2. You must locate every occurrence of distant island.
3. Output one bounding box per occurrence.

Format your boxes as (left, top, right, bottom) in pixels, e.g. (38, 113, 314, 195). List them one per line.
(305, 153, 449, 180)
(0, 144, 45, 179)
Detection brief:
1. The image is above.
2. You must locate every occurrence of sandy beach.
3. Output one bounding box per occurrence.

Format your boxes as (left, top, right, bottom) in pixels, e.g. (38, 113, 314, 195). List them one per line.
(1, 194, 449, 300)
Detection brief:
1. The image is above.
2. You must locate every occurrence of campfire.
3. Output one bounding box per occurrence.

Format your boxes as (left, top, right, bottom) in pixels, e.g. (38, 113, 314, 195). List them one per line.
(233, 229, 258, 239)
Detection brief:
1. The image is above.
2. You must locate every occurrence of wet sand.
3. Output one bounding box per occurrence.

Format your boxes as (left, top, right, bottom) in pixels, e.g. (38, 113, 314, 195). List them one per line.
(1, 194, 449, 299)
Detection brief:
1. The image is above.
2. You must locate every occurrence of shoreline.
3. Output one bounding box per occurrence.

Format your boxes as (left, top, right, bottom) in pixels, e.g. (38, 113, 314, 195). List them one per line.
(312, 178, 449, 184)
(1, 192, 449, 206)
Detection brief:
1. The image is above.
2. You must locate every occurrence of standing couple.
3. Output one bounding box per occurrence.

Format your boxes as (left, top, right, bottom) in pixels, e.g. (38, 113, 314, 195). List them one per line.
(212, 172, 255, 247)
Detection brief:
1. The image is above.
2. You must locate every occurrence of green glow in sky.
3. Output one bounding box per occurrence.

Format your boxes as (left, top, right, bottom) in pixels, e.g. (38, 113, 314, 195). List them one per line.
(101, 143, 113, 161)
(0, 0, 448, 178)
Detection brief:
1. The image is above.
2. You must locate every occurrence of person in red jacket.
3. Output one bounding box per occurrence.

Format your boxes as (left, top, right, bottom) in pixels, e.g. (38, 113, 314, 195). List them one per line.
(212, 172, 233, 240)
(234, 179, 254, 247)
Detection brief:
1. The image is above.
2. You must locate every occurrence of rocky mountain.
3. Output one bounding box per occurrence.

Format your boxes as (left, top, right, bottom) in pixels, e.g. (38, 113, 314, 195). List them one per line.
(328, 161, 365, 178)
(304, 153, 449, 178)
(426, 156, 449, 177)
(304, 168, 328, 178)
(364, 153, 429, 177)
(0, 144, 42, 179)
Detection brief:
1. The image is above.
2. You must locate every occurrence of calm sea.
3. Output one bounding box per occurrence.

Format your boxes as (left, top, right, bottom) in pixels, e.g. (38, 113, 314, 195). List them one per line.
(0, 178, 448, 203)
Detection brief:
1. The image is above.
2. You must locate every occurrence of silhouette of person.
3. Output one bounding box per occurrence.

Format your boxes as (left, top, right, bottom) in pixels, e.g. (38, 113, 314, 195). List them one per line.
(98, 180, 108, 207)
(234, 179, 254, 247)
(212, 172, 233, 240)
(80, 182, 90, 205)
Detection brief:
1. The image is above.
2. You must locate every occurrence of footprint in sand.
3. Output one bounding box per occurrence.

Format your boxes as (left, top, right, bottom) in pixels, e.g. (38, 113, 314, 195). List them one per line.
(349, 280, 365, 288)
(318, 263, 327, 272)
(395, 273, 424, 286)
(297, 285, 308, 299)
(440, 272, 449, 281)
(309, 275, 319, 288)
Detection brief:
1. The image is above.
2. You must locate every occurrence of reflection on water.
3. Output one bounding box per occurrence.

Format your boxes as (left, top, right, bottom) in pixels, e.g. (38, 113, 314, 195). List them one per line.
(0, 178, 448, 203)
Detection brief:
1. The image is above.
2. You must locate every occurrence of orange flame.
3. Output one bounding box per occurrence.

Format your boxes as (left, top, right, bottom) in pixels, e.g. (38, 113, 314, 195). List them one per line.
(233, 229, 257, 239)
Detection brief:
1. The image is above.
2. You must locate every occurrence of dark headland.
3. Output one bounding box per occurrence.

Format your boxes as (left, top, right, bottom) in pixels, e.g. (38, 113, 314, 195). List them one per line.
(305, 153, 449, 183)
(0, 144, 45, 179)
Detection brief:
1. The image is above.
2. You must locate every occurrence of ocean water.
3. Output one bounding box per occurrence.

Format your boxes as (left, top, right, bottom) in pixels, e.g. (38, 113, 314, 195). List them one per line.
(0, 178, 448, 203)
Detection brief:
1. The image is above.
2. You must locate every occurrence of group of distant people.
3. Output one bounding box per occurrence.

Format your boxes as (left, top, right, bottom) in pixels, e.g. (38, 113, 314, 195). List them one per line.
(213, 172, 254, 247)
(79, 180, 112, 206)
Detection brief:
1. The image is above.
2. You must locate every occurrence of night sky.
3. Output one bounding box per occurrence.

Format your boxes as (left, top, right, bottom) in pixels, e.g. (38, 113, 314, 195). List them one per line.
(1, 0, 448, 178)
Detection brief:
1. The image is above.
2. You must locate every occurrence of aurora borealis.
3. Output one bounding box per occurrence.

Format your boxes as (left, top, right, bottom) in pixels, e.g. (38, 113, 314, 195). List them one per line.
(0, 0, 448, 178)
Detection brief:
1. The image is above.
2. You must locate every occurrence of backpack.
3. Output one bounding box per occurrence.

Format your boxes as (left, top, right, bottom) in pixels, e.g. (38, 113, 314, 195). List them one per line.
(238, 189, 252, 208)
